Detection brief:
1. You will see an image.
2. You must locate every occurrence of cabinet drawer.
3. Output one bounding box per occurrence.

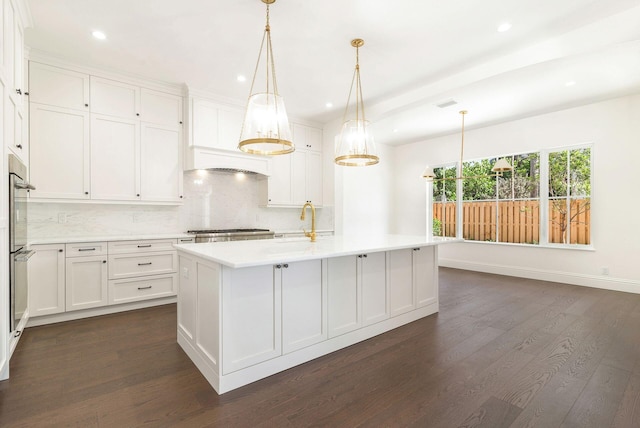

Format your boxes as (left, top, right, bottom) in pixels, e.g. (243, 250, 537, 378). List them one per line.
(109, 251, 177, 279)
(108, 239, 177, 254)
(65, 242, 108, 257)
(108, 274, 177, 304)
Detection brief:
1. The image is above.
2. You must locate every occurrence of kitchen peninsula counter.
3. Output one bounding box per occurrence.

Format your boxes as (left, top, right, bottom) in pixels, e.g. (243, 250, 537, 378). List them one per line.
(175, 234, 459, 394)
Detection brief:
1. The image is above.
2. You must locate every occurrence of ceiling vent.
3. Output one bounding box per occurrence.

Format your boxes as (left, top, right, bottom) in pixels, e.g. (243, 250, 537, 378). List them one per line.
(435, 99, 458, 109)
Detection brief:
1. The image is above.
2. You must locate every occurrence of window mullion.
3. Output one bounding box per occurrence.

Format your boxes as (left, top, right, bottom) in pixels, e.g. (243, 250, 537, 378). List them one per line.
(540, 151, 549, 245)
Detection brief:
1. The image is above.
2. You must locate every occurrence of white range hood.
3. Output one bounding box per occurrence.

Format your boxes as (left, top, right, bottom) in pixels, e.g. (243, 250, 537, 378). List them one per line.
(186, 146, 272, 176)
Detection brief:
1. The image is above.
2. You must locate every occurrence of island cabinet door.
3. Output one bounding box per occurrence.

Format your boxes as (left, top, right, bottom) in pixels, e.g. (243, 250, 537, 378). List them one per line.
(327, 256, 360, 338)
(281, 260, 325, 354)
(414, 247, 438, 308)
(222, 265, 282, 375)
(388, 249, 415, 317)
(361, 252, 389, 326)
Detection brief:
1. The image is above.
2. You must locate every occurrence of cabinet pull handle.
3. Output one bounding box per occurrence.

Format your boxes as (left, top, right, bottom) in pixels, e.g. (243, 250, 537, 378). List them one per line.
(16, 144, 23, 149)
(16, 88, 22, 95)
(78, 248, 96, 252)
(138, 262, 153, 266)
(137, 286, 152, 290)
(180, 239, 191, 242)
(137, 245, 152, 248)
(24, 91, 29, 96)
(413, 248, 421, 251)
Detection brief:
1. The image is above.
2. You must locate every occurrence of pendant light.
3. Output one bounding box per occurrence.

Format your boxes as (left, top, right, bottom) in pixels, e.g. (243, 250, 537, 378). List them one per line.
(238, 0, 294, 156)
(422, 110, 512, 180)
(335, 39, 379, 167)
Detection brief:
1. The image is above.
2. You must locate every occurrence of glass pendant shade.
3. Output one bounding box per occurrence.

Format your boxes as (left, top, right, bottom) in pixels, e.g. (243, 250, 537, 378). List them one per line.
(238, 0, 294, 156)
(335, 39, 379, 167)
(335, 119, 379, 166)
(238, 92, 293, 155)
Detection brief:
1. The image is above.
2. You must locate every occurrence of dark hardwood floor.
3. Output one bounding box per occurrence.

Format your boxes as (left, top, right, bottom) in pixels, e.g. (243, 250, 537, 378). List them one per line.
(2, 268, 640, 427)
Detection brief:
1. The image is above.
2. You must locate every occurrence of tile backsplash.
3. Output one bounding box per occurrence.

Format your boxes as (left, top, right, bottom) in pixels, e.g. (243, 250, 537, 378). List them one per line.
(28, 170, 333, 239)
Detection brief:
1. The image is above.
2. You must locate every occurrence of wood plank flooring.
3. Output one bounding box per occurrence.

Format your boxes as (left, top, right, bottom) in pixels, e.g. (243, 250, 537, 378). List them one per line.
(2, 268, 640, 427)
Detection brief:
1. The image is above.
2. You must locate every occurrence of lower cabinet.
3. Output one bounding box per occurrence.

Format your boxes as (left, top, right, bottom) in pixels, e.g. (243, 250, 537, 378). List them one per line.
(28, 238, 182, 321)
(66, 255, 109, 311)
(389, 247, 437, 317)
(28, 244, 66, 316)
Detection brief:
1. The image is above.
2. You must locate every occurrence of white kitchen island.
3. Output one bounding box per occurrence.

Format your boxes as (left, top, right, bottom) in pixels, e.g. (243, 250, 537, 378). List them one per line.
(175, 235, 459, 394)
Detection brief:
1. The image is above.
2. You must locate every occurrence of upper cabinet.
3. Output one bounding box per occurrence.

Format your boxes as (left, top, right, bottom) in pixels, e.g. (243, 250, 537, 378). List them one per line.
(190, 97, 243, 151)
(263, 122, 324, 207)
(28, 60, 184, 203)
(3, 0, 29, 164)
(28, 62, 90, 111)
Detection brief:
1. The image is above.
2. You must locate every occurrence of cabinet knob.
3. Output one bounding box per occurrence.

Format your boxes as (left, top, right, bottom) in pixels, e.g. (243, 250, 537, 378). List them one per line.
(363, 254, 368, 258)
(180, 195, 183, 199)
(136, 113, 140, 116)
(275, 264, 282, 269)
(85, 103, 89, 107)
(16, 144, 22, 149)
(103, 260, 107, 264)
(24, 91, 29, 96)
(136, 193, 140, 197)
(283, 263, 289, 268)
(179, 121, 183, 125)
(85, 191, 89, 195)
(58, 249, 63, 253)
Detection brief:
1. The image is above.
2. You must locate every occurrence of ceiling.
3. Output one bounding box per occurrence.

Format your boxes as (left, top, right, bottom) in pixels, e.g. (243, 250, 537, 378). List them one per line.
(25, 0, 640, 146)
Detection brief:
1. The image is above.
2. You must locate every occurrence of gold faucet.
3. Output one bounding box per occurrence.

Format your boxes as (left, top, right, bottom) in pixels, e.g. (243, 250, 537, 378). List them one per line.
(300, 202, 317, 242)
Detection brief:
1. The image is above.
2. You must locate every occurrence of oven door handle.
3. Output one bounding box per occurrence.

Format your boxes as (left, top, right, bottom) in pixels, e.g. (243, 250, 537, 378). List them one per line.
(15, 249, 36, 262)
(14, 181, 36, 190)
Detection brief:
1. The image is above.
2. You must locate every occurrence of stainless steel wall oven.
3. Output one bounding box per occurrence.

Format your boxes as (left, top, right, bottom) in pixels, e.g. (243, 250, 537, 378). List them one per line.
(8, 154, 35, 334)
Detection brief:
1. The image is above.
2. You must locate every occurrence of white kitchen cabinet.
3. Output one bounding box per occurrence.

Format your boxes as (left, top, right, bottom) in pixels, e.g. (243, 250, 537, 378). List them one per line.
(29, 103, 90, 199)
(327, 252, 388, 337)
(140, 122, 183, 202)
(414, 247, 437, 308)
(388, 247, 437, 317)
(11, 9, 22, 108)
(190, 98, 243, 151)
(109, 274, 176, 305)
(65, 255, 109, 311)
(3, 0, 15, 92)
(28, 244, 66, 316)
(108, 251, 177, 280)
(292, 123, 322, 152)
(361, 252, 389, 326)
(90, 114, 140, 200)
(327, 256, 359, 338)
(177, 255, 197, 343)
(90, 76, 139, 119)
(265, 148, 323, 207)
(222, 264, 281, 374)
(141, 88, 183, 127)
(28, 62, 90, 111)
(5, 92, 25, 161)
(281, 260, 325, 354)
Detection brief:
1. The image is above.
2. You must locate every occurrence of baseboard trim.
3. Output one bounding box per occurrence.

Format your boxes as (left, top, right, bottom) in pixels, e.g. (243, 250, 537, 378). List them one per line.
(26, 296, 177, 327)
(439, 258, 640, 294)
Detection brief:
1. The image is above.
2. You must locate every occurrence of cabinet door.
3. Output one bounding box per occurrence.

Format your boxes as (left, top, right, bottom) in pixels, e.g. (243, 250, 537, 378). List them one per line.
(12, 14, 23, 107)
(388, 249, 415, 317)
(3, 0, 15, 91)
(90, 114, 140, 200)
(266, 154, 292, 205)
(217, 107, 244, 151)
(306, 151, 323, 205)
(28, 62, 90, 111)
(90, 76, 139, 119)
(327, 256, 360, 338)
(0, 0, 4, 70)
(30, 103, 90, 199)
(361, 252, 388, 326)
(140, 123, 182, 201)
(282, 260, 325, 354)
(291, 150, 307, 205)
(177, 256, 197, 342)
(191, 98, 218, 148)
(141, 88, 182, 127)
(28, 244, 65, 316)
(306, 127, 323, 152)
(222, 265, 281, 374)
(5, 93, 25, 162)
(65, 255, 108, 311)
(414, 247, 437, 308)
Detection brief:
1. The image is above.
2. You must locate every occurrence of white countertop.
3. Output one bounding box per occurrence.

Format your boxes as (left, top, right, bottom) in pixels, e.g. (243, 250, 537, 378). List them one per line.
(29, 233, 194, 245)
(175, 234, 461, 268)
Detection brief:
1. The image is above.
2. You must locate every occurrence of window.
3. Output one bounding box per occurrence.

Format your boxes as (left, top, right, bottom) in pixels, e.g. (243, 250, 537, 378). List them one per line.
(432, 164, 457, 237)
(428, 145, 591, 248)
(548, 147, 591, 245)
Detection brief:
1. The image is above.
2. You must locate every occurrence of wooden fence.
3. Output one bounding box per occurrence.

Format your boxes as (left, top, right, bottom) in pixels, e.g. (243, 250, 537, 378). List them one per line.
(433, 199, 590, 244)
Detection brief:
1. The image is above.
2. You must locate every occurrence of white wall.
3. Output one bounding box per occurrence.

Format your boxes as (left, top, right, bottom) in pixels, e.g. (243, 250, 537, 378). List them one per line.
(392, 94, 640, 292)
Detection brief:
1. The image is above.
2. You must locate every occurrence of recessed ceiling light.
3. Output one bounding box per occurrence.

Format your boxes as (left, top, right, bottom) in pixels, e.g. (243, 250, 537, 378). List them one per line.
(92, 30, 106, 40)
(236, 75, 247, 83)
(497, 23, 512, 33)
(393, 129, 399, 133)
(325, 102, 333, 108)
(565, 81, 576, 87)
